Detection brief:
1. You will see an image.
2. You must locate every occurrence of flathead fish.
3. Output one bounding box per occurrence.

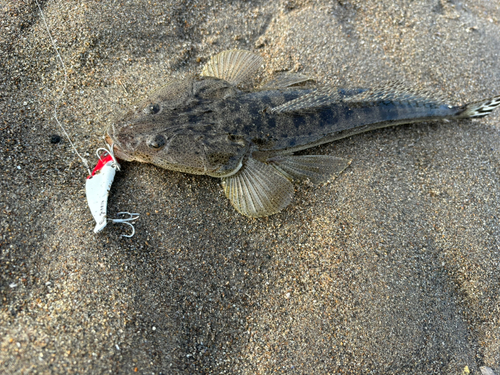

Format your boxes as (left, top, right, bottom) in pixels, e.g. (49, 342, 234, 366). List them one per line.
(106, 50, 500, 217)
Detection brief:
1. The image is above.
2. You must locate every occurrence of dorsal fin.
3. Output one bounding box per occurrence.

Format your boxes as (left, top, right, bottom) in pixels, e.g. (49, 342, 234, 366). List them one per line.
(342, 81, 448, 106)
(270, 82, 450, 114)
(270, 87, 345, 114)
(201, 50, 263, 86)
(259, 72, 313, 90)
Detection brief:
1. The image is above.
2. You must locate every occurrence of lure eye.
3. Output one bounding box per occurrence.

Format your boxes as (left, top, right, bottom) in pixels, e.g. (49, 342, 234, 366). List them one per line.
(148, 134, 166, 149)
(144, 103, 161, 115)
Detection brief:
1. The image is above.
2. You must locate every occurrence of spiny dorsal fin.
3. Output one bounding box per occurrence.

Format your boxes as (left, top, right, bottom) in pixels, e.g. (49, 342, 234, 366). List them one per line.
(201, 50, 263, 86)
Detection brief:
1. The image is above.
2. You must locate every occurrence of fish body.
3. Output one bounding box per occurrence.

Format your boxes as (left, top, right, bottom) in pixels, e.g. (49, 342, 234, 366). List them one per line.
(107, 50, 500, 217)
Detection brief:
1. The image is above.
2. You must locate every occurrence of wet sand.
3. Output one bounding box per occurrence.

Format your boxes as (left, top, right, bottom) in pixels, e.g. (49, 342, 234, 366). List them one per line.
(1, 0, 500, 373)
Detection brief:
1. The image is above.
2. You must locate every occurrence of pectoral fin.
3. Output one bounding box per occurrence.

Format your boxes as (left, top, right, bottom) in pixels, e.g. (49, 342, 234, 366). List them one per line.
(201, 50, 263, 86)
(268, 155, 351, 184)
(221, 157, 294, 217)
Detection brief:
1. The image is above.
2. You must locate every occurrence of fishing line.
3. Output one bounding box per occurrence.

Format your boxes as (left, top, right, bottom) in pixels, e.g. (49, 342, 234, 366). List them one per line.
(36, 1, 140, 237)
(35, 0, 92, 176)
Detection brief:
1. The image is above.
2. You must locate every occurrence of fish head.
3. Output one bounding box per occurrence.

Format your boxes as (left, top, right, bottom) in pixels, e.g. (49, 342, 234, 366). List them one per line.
(106, 76, 248, 177)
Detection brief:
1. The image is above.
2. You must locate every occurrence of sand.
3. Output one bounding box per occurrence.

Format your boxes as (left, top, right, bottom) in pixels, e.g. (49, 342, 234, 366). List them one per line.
(1, 0, 499, 373)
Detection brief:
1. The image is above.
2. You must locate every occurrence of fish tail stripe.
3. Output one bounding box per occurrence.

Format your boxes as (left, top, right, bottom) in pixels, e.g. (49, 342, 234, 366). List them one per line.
(460, 95, 500, 118)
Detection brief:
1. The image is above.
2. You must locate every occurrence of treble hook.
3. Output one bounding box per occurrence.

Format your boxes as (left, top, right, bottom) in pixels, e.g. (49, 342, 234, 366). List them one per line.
(95, 143, 121, 171)
(109, 212, 140, 238)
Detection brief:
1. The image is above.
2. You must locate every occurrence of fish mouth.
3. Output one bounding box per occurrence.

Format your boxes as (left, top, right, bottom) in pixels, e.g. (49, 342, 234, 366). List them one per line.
(105, 134, 133, 161)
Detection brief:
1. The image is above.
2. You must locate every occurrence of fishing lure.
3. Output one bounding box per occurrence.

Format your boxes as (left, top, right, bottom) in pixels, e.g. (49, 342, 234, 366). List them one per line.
(85, 146, 139, 237)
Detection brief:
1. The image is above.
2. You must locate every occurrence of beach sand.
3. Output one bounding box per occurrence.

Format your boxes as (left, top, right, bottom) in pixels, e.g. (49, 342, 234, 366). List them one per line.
(1, 0, 499, 373)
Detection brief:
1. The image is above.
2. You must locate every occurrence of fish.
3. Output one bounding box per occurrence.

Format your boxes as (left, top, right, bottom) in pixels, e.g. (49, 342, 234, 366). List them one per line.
(106, 49, 500, 218)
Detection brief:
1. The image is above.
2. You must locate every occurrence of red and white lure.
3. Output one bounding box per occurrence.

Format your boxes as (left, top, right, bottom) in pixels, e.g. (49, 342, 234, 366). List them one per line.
(85, 145, 139, 237)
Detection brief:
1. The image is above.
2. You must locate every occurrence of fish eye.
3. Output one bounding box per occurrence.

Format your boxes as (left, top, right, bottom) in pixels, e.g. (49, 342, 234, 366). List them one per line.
(148, 134, 166, 149)
(144, 103, 161, 115)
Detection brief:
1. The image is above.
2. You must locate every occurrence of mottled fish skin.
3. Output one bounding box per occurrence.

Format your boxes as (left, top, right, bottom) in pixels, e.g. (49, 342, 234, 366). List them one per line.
(106, 50, 500, 217)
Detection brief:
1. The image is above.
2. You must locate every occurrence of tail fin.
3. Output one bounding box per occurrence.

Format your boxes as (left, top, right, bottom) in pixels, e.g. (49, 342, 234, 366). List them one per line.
(458, 95, 500, 118)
